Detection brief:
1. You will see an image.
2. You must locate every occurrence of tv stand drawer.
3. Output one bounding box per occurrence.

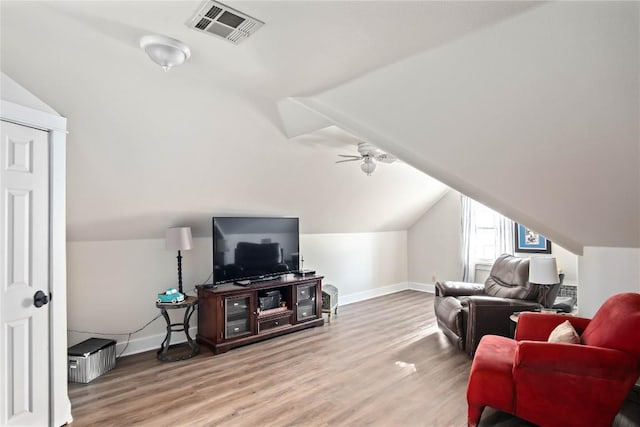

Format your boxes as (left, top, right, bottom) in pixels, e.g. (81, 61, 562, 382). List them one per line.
(258, 313, 291, 333)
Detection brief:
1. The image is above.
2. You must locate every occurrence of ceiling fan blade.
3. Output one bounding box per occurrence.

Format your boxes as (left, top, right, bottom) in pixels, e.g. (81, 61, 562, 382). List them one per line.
(376, 153, 397, 163)
(335, 158, 361, 164)
(337, 154, 363, 159)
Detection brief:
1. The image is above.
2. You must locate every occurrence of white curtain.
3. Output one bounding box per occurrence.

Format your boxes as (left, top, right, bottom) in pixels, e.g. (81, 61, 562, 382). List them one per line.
(461, 195, 514, 283)
(495, 214, 514, 256)
(461, 195, 476, 282)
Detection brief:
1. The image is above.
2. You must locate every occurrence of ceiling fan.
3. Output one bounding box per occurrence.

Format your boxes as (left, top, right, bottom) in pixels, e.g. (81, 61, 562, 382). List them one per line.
(336, 142, 398, 175)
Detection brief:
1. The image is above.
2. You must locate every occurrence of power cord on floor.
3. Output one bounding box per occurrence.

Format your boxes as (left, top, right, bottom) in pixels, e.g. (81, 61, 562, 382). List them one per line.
(68, 272, 213, 358)
(68, 314, 162, 358)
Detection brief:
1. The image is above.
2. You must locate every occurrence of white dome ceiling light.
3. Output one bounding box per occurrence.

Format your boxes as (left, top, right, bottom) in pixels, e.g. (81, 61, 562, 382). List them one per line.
(140, 35, 191, 72)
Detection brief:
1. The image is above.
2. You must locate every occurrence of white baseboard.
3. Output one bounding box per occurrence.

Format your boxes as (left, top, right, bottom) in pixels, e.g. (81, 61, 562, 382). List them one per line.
(408, 281, 435, 293)
(117, 282, 435, 357)
(116, 326, 197, 358)
(339, 282, 409, 306)
(340, 281, 435, 306)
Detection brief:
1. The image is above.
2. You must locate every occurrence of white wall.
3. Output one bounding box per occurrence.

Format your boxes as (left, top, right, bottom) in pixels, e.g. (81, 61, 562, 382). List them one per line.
(577, 247, 640, 317)
(310, 1, 639, 254)
(301, 231, 408, 304)
(408, 190, 462, 285)
(407, 190, 579, 286)
(516, 244, 579, 284)
(0, 72, 59, 115)
(66, 238, 211, 355)
(67, 231, 409, 356)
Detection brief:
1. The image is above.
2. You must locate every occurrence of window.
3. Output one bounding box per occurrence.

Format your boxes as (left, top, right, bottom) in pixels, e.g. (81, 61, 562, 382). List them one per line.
(461, 195, 513, 282)
(473, 202, 501, 263)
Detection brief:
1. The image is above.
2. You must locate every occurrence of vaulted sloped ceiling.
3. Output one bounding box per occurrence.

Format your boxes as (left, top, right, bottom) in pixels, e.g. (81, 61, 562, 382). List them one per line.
(283, 2, 640, 255)
(0, 1, 540, 241)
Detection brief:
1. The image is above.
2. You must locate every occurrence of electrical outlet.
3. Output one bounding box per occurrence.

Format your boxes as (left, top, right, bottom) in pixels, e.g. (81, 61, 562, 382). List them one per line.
(432, 275, 437, 282)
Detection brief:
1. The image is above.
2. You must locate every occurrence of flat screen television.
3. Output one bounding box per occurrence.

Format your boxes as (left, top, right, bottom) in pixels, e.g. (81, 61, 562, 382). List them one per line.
(212, 217, 300, 285)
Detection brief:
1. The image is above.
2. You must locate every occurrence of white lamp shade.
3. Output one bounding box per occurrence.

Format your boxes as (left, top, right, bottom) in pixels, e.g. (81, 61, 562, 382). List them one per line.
(165, 227, 193, 251)
(529, 256, 559, 285)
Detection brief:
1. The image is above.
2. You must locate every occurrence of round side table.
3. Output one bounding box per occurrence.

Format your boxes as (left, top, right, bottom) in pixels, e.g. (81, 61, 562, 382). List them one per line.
(156, 296, 199, 362)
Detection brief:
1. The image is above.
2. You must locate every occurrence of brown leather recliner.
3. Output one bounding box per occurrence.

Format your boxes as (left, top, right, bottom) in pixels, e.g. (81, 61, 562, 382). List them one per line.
(434, 254, 560, 357)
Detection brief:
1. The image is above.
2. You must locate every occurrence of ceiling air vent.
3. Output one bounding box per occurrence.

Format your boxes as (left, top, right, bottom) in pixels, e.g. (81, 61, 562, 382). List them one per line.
(187, 1, 264, 45)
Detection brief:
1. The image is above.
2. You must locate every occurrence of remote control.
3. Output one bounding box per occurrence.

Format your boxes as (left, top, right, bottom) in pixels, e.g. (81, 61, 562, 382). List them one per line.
(236, 280, 251, 286)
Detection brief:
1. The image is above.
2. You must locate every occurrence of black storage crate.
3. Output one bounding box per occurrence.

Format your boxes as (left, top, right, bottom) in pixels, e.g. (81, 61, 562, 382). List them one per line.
(68, 338, 116, 383)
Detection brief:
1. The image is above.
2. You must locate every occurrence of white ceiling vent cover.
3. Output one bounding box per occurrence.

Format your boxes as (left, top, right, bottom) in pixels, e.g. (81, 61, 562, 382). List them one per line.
(187, 1, 264, 45)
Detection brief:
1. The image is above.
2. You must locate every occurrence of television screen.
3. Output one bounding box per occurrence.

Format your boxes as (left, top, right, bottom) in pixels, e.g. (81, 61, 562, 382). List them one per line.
(212, 217, 299, 285)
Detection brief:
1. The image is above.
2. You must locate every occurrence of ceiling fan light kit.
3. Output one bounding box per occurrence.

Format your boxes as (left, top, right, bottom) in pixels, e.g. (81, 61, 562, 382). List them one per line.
(336, 142, 397, 176)
(361, 157, 376, 176)
(140, 35, 191, 71)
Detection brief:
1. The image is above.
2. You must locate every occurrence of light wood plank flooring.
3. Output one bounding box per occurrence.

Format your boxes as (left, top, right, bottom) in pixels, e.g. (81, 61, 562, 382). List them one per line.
(68, 291, 475, 426)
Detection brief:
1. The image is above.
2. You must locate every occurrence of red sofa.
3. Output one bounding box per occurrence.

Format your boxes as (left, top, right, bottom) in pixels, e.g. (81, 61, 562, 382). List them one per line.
(467, 292, 640, 427)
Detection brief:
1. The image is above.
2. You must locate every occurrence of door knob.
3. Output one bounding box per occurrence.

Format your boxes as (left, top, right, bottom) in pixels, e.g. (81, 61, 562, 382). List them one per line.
(33, 290, 49, 308)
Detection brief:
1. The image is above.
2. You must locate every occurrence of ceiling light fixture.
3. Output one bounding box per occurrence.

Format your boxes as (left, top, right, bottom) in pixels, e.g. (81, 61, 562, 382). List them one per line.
(361, 157, 377, 176)
(336, 142, 396, 176)
(140, 35, 191, 71)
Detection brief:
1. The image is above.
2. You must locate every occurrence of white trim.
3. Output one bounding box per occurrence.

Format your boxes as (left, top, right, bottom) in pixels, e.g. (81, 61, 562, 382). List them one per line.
(49, 126, 71, 427)
(1, 100, 67, 132)
(339, 281, 435, 306)
(116, 326, 198, 358)
(120, 282, 437, 357)
(1, 99, 72, 426)
(407, 282, 436, 293)
(339, 282, 409, 306)
(474, 263, 492, 271)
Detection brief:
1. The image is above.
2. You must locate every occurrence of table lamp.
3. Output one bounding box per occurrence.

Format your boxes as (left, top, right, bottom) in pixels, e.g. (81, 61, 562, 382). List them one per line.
(165, 227, 193, 294)
(529, 256, 559, 309)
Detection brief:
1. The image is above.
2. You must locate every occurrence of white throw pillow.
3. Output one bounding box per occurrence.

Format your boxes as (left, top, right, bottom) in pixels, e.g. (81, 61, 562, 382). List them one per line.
(548, 319, 580, 344)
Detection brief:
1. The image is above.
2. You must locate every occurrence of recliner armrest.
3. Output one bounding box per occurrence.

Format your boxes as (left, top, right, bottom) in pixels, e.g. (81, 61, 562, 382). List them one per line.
(435, 281, 485, 297)
(463, 295, 542, 308)
(465, 296, 542, 356)
(513, 340, 640, 427)
(515, 341, 637, 382)
(434, 296, 466, 350)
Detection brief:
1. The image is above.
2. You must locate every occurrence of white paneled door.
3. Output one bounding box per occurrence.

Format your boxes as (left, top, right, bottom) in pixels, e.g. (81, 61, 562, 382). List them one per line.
(0, 120, 50, 426)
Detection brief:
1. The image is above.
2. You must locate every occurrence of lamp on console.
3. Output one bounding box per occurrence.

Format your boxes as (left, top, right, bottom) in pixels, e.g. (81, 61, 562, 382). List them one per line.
(165, 227, 193, 294)
(529, 256, 559, 309)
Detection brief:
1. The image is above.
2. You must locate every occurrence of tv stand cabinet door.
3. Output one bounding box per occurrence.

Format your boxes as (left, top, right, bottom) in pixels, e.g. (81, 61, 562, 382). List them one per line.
(294, 280, 322, 323)
(223, 293, 256, 340)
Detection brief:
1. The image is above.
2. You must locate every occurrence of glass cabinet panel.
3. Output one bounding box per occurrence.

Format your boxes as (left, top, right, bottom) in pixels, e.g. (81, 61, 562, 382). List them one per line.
(225, 295, 251, 338)
(296, 284, 316, 321)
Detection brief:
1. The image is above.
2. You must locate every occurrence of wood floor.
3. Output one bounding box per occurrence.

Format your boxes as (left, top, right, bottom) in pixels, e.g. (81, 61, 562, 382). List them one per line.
(67, 291, 477, 426)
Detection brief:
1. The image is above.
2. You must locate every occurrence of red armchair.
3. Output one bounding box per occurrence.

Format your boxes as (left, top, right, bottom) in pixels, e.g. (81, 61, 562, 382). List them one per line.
(467, 292, 640, 427)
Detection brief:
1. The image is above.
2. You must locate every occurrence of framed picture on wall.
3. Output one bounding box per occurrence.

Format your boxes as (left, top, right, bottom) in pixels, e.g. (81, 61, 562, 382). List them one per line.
(514, 223, 552, 254)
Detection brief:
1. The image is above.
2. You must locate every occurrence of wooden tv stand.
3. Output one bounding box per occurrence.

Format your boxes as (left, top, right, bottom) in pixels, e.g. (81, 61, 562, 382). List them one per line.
(196, 275, 324, 354)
